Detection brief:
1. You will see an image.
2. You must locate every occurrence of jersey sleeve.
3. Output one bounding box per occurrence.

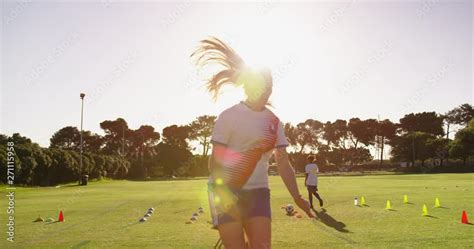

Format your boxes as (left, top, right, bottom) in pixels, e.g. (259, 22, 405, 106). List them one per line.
(305, 165, 310, 174)
(275, 121, 289, 148)
(211, 111, 233, 146)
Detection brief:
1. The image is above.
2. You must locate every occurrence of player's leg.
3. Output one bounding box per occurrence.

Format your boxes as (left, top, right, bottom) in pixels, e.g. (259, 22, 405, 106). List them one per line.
(242, 188, 271, 249)
(243, 217, 271, 249)
(218, 221, 248, 249)
(209, 184, 247, 248)
(313, 186, 324, 207)
(307, 186, 314, 209)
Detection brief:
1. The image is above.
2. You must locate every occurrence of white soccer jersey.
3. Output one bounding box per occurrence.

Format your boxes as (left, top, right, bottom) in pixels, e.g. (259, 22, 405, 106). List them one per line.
(210, 102, 289, 190)
(305, 163, 319, 186)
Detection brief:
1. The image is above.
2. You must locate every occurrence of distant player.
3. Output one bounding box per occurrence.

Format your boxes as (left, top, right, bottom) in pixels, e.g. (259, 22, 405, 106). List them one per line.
(305, 155, 323, 209)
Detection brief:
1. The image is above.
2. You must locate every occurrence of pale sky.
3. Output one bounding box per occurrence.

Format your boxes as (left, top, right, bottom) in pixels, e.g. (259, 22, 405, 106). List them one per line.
(1, 0, 473, 148)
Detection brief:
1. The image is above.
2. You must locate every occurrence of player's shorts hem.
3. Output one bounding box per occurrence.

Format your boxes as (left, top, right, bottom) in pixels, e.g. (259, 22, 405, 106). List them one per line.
(208, 186, 271, 227)
(307, 185, 318, 191)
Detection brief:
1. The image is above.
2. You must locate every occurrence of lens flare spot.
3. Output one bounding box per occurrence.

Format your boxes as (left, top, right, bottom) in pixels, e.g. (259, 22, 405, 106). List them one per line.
(236, 69, 269, 102)
(215, 178, 223, 185)
(214, 196, 221, 204)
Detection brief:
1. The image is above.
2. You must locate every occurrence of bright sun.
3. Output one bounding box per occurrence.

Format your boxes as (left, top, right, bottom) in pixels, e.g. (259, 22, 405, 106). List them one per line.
(224, 16, 294, 70)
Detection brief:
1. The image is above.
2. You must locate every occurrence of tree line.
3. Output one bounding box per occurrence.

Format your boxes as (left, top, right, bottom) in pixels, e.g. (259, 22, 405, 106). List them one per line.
(1, 103, 473, 185)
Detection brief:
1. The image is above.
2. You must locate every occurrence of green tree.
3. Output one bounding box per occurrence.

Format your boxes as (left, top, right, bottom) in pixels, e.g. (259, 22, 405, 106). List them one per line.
(0, 134, 8, 144)
(50, 126, 103, 152)
(323, 120, 348, 149)
(50, 126, 80, 149)
(375, 119, 397, 166)
(48, 149, 80, 184)
(188, 115, 216, 156)
(398, 112, 444, 166)
(347, 118, 377, 165)
(295, 119, 324, 153)
(156, 125, 192, 176)
(128, 125, 160, 178)
(445, 103, 474, 128)
(449, 119, 474, 166)
(399, 112, 444, 136)
(390, 132, 446, 167)
(100, 118, 130, 155)
(284, 122, 298, 148)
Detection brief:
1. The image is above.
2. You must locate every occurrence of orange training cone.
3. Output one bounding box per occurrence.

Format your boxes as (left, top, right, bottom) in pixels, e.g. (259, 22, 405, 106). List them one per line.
(461, 210, 469, 224)
(58, 210, 64, 222)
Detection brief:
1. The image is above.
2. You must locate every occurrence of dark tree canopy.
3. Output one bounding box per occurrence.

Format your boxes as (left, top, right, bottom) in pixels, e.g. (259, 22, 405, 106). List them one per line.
(399, 112, 444, 136)
(445, 103, 474, 126)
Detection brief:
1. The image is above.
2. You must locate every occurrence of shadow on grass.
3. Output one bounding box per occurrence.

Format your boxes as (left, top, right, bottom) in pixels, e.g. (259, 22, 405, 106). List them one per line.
(71, 240, 91, 249)
(387, 209, 397, 212)
(423, 215, 439, 219)
(313, 208, 349, 233)
(46, 221, 61, 225)
(404, 202, 415, 205)
(437, 206, 449, 209)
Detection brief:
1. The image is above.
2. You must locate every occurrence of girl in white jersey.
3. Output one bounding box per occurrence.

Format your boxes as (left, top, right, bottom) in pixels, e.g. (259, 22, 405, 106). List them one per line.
(192, 37, 314, 249)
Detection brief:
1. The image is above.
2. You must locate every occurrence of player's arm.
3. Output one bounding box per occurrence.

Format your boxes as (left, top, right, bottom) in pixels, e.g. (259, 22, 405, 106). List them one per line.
(304, 173, 308, 187)
(275, 147, 314, 218)
(208, 143, 227, 175)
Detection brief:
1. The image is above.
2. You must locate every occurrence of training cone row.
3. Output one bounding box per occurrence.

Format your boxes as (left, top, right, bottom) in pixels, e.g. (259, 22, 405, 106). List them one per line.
(139, 207, 155, 222)
(357, 196, 470, 224)
(186, 207, 204, 224)
(33, 211, 64, 223)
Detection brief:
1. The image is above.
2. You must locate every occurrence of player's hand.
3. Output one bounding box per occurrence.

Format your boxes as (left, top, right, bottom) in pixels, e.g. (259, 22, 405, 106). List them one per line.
(293, 195, 315, 218)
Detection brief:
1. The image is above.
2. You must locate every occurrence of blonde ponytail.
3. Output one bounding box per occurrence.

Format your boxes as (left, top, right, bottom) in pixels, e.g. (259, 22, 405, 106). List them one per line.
(191, 37, 246, 100)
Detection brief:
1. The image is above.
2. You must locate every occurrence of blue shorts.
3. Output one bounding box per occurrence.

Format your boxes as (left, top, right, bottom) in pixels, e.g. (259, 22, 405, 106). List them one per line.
(208, 184, 271, 227)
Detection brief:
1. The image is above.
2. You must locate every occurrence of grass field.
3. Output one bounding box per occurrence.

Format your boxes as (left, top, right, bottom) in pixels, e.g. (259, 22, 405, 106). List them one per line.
(1, 173, 473, 248)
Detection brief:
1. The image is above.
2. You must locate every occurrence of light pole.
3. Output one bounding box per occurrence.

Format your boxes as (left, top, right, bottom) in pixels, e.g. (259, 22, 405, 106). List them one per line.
(80, 93, 85, 184)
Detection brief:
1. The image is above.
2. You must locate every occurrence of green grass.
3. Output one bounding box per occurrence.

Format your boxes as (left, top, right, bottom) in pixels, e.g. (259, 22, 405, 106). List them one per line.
(1, 174, 473, 248)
